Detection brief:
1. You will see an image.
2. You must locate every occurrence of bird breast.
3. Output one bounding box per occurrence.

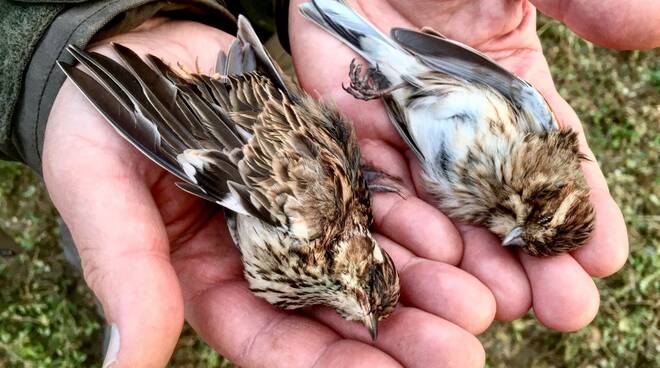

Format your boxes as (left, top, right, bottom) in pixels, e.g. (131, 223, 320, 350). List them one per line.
(403, 84, 522, 220)
(405, 85, 518, 170)
(235, 214, 330, 308)
(236, 214, 289, 259)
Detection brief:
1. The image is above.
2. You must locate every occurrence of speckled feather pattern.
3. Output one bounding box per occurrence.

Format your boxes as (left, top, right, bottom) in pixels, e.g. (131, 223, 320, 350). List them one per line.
(302, 0, 595, 256)
(58, 15, 399, 336)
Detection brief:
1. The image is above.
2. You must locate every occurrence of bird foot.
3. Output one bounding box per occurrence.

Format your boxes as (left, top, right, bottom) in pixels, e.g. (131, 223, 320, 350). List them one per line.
(343, 59, 391, 101)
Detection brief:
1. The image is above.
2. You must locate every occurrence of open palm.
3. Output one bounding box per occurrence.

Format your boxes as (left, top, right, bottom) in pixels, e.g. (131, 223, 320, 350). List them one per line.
(289, 0, 628, 331)
(43, 18, 489, 367)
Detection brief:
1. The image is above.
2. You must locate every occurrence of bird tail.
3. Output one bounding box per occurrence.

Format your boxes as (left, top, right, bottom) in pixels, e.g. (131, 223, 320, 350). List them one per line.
(299, 0, 418, 83)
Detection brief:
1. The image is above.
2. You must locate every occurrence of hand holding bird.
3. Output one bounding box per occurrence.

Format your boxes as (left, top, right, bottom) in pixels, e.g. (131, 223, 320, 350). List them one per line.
(44, 16, 488, 368)
(40, 2, 633, 366)
(290, 0, 628, 330)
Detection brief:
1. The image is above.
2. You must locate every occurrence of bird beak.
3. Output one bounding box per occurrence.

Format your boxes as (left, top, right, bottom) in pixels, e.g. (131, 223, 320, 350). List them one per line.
(502, 227, 525, 247)
(364, 313, 378, 341)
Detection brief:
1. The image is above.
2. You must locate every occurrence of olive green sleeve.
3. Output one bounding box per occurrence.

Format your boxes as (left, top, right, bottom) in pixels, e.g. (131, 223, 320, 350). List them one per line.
(0, 0, 65, 162)
(0, 0, 238, 172)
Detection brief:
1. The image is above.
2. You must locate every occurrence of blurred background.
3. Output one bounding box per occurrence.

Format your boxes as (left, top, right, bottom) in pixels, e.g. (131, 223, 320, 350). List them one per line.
(0, 10, 658, 368)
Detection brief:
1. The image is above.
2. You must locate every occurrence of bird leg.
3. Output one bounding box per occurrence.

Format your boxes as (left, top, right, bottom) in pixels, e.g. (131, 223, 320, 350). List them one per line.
(361, 164, 408, 199)
(343, 59, 393, 101)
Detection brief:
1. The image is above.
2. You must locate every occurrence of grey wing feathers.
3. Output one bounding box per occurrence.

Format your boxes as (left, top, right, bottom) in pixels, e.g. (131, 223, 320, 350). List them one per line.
(390, 28, 558, 132)
(58, 31, 285, 226)
(299, 0, 397, 59)
(58, 62, 185, 179)
(236, 15, 296, 98)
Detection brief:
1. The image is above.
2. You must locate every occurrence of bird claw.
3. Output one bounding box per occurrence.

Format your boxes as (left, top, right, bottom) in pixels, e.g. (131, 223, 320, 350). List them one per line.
(343, 59, 390, 101)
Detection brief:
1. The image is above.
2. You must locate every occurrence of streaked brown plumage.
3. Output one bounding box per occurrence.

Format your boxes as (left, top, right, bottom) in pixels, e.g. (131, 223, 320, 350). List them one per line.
(302, 0, 595, 256)
(58, 15, 399, 338)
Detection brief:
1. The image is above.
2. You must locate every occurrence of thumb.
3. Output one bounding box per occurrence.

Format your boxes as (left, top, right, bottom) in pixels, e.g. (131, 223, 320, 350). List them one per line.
(43, 88, 183, 367)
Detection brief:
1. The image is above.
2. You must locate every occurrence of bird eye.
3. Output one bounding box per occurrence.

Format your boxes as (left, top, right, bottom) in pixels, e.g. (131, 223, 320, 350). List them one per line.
(539, 215, 553, 225)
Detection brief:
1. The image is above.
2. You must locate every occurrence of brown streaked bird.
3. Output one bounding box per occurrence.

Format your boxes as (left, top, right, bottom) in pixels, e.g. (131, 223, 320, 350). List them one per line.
(301, 0, 595, 256)
(57, 15, 399, 339)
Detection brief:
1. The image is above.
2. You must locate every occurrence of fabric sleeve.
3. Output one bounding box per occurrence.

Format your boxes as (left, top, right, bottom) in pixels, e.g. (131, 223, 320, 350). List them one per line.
(275, 0, 290, 52)
(1, 0, 236, 173)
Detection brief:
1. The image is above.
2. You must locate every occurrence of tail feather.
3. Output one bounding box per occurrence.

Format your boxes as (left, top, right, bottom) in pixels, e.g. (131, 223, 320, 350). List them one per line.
(300, 0, 392, 54)
(299, 0, 417, 83)
(236, 15, 295, 97)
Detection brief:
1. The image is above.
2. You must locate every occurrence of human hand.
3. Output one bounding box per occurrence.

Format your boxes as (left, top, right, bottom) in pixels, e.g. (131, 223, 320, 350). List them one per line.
(44, 18, 489, 367)
(288, 0, 628, 331)
(531, 0, 660, 49)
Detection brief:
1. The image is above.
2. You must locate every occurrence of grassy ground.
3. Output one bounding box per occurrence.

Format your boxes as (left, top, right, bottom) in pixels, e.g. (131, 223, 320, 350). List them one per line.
(1, 17, 658, 368)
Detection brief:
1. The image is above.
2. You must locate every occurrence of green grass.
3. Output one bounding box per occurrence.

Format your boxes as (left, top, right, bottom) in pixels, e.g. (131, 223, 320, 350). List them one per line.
(1, 17, 658, 367)
(0, 161, 102, 367)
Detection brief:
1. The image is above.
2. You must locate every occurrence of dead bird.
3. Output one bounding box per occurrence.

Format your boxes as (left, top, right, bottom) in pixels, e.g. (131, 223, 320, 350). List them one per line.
(58, 15, 399, 339)
(300, 0, 595, 256)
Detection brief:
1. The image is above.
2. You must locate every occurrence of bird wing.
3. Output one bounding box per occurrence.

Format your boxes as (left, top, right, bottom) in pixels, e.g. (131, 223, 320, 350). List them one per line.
(235, 89, 366, 240)
(58, 16, 358, 241)
(390, 28, 558, 134)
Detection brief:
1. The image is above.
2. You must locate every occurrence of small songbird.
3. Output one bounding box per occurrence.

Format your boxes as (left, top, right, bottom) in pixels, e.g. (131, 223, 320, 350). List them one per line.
(58, 15, 399, 339)
(301, 0, 595, 256)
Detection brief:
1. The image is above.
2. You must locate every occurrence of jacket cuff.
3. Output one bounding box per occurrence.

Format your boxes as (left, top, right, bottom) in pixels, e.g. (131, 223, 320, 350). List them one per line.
(276, 0, 291, 53)
(11, 0, 235, 174)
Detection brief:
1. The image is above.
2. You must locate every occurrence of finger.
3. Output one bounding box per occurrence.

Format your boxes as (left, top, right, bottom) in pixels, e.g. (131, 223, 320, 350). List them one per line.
(407, 158, 533, 321)
(375, 235, 495, 334)
(361, 140, 463, 264)
(44, 83, 183, 368)
(530, 0, 660, 50)
(574, 187, 629, 276)
(187, 282, 402, 368)
(519, 253, 600, 331)
(542, 88, 629, 277)
(458, 225, 533, 321)
(310, 306, 485, 368)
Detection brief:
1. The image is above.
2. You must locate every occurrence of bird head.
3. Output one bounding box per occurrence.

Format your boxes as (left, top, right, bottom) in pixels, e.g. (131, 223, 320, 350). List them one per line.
(330, 230, 400, 340)
(489, 130, 595, 256)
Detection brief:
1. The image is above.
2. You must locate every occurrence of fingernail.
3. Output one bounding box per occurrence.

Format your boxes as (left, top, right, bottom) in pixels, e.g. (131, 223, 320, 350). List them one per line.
(102, 323, 120, 368)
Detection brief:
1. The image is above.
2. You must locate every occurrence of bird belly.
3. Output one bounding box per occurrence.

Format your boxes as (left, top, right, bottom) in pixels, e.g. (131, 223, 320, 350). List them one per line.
(235, 215, 323, 309)
(405, 89, 497, 166)
(404, 89, 516, 220)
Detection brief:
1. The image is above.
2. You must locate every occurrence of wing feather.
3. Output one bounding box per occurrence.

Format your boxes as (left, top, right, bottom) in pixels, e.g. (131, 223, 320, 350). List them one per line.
(390, 28, 558, 133)
(60, 17, 363, 242)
